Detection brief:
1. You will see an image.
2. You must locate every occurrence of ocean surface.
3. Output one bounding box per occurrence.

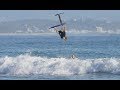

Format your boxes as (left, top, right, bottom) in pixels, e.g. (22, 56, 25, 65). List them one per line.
(0, 34, 120, 80)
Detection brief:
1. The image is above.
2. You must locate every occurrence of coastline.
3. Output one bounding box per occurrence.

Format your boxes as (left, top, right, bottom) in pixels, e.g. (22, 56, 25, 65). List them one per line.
(0, 32, 119, 36)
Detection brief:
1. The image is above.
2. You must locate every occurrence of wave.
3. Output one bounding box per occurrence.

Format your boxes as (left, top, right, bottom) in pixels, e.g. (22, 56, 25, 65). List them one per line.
(0, 54, 120, 76)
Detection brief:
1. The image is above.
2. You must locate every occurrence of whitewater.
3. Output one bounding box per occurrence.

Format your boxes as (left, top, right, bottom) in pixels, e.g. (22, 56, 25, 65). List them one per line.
(0, 34, 120, 80)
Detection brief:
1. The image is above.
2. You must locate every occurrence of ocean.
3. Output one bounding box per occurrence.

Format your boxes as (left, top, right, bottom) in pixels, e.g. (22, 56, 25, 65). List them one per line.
(0, 34, 120, 80)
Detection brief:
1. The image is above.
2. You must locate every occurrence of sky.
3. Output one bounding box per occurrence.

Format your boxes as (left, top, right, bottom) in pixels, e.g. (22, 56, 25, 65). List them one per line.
(0, 10, 120, 22)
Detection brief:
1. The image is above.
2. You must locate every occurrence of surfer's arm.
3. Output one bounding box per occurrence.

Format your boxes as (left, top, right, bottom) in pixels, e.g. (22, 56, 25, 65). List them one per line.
(64, 25, 67, 31)
(54, 28, 58, 33)
(62, 25, 67, 32)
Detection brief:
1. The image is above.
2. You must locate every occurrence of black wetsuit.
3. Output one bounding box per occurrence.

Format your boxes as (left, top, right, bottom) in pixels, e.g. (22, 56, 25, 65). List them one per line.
(58, 30, 66, 39)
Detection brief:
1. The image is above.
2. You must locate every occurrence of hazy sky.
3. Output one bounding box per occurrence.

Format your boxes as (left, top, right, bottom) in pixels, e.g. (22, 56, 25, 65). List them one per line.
(0, 10, 120, 22)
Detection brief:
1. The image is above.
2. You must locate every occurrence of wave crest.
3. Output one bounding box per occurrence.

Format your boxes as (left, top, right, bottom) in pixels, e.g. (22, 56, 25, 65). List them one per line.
(0, 54, 120, 76)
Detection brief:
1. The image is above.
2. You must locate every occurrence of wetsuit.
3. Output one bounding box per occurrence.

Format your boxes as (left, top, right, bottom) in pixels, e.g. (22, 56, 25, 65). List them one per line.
(58, 30, 66, 39)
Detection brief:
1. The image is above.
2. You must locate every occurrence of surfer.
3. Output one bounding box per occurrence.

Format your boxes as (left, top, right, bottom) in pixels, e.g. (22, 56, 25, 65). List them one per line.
(50, 13, 67, 41)
(71, 54, 76, 59)
(54, 26, 67, 41)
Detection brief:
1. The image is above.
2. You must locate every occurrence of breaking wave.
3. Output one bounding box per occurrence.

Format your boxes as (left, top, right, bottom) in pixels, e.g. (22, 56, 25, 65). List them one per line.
(0, 54, 120, 76)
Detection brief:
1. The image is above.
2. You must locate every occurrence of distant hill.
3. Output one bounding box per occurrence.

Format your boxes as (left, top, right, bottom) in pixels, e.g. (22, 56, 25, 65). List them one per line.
(0, 18, 120, 34)
(0, 19, 58, 33)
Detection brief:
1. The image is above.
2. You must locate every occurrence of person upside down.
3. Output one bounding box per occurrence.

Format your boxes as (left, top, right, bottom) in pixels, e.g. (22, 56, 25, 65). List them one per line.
(54, 26, 67, 41)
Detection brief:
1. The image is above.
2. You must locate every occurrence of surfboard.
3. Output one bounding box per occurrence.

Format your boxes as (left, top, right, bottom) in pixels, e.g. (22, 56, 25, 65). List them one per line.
(49, 13, 65, 29)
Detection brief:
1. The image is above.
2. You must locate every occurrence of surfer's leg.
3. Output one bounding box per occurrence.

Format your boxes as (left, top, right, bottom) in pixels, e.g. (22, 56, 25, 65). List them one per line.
(63, 36, 67, 41)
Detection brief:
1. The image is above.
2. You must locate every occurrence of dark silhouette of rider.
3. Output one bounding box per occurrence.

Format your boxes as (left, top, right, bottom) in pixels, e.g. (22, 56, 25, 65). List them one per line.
(54, 26, 67, 41)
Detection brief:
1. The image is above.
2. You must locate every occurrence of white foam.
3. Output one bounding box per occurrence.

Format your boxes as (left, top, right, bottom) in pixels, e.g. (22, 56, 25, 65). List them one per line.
(0, 54, 120, 76)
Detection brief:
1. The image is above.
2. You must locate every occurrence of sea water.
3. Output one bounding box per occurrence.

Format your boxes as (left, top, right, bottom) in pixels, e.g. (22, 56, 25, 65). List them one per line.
(0, 34, 120, 80)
